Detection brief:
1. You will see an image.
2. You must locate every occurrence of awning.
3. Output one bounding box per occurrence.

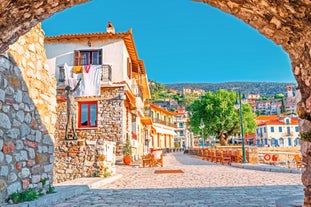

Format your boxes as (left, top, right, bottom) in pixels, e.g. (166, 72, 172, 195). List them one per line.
(152, 126, 177, 136)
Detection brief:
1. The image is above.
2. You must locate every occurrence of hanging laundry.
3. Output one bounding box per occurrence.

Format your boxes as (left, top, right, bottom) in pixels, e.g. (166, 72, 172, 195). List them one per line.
(84, 65, 91, 73)
(64, 63, 73, 80)
(72, 65, 83, 74)
(79, 65, 102, 96)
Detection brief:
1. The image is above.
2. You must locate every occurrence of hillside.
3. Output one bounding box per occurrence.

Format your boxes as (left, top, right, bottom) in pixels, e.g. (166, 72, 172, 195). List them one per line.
(165, 82, 297, 98)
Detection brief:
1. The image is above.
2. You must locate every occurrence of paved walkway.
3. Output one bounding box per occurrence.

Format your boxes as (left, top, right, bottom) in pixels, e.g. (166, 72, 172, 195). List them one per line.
(7, 153, 304, 207)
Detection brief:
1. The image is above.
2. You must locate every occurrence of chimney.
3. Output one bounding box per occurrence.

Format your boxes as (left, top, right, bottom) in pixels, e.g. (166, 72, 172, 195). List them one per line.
(106, 22, 115, 34)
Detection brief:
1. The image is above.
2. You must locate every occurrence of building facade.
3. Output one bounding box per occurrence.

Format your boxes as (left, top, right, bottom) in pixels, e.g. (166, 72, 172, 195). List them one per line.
(174, 107, 190, 149)
(148, 103, 176, 150)
(45, 22, 150, 182)
(256, 115, 300, 147)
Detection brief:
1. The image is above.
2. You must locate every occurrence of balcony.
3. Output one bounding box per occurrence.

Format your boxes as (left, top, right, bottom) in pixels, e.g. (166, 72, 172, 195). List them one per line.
(58, 64, 112, 86)
(283, 132, 294, 137)
(153, 118, 176, 128)
(101, 64, 112, 83)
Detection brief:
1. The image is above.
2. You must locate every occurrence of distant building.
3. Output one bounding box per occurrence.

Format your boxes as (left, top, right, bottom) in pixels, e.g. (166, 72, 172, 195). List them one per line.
(182, 88, 205, 96)
(285, 85, 297, 114)
(174, 107, 191, 148)
(255, 99, 282, 115)
(256, 115, 300, 147)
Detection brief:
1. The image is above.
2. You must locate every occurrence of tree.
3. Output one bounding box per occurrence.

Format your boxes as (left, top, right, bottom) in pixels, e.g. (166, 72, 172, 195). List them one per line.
(189, 89, 256, 146)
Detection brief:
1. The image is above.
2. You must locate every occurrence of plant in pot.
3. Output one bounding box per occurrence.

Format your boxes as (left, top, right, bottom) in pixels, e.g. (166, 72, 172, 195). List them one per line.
(123, 138, 132, 165)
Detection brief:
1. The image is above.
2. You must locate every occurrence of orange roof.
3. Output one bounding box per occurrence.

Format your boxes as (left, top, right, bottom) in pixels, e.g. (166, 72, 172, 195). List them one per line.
(257, 116, 298, 126)
(149, 103, 175, 116)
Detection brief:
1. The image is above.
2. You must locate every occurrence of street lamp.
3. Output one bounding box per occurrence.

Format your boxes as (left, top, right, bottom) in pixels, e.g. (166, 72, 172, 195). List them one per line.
(234, 90, 248, 163)
(199, 118, 205, 148)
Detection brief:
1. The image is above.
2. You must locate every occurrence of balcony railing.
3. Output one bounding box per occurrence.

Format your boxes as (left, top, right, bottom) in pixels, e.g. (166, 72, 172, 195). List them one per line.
(58, 64, 112, 84)
(131, 84, 143, 100)
(283, 132, 294, 137)
(153, 118, 176, 128)
(101, 64, 112, 82)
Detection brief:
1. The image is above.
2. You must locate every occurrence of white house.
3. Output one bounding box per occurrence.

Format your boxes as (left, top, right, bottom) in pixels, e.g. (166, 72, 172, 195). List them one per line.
(256, 115, 300, 147)
(44, 22, 151, 180)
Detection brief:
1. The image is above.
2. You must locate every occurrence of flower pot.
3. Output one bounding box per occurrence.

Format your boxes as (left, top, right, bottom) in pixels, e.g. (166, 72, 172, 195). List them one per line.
(123, 155, 131, 165)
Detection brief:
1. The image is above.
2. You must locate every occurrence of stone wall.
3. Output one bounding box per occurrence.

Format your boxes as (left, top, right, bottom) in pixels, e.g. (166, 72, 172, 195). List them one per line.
(0, 24, 57, 203)
(53, 87, 124, 183)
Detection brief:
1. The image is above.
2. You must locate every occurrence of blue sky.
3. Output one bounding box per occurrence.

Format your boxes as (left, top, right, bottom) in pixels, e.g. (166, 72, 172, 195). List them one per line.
(42, 0, 295, 84)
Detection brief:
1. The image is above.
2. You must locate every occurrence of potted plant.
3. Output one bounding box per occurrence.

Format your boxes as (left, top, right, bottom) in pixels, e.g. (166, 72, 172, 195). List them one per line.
(123, 138, 132, 165)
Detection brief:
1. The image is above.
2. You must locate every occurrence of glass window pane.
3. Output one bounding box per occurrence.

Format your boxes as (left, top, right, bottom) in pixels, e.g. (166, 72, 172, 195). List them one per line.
(90, 104, 97, 126)
(92, 52, 99, 65)
(81, 52, 89, 65)
(81, 104, 88, 126)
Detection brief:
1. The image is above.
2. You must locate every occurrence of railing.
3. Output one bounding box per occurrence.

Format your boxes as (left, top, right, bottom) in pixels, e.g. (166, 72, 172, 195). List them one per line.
(257, 151, 302, 169)
(58, 64, 112, 83)
(101, 64, 112, 82)
(282, 132, 294, 136)
(131, 84, 143, 100)
(153, 118, 176, 128)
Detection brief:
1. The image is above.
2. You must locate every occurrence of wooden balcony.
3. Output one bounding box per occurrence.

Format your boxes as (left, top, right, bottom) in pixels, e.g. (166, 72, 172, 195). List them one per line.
(153, 118, 176, 128)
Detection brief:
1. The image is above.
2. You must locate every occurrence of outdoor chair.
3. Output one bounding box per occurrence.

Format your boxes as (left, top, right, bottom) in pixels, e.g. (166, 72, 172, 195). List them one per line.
(202, 149, 208, 160)
(294, 154, 304, 169)
(222, 150, 231, 165)
(142, 154, 153, 168)
(152, 150, 163, 167)
(215, 150, 223, 164)
(231, 150, 242, 163)
(210, 149, 216, 162)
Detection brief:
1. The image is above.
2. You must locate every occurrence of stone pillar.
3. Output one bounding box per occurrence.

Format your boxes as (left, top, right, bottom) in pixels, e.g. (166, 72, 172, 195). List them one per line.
(292, 44, 311, 206)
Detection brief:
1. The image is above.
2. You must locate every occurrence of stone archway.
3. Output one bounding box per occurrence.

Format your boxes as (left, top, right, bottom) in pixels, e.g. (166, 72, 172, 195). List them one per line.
(0, 0, 89, 53)
(2, 0, 311, 205)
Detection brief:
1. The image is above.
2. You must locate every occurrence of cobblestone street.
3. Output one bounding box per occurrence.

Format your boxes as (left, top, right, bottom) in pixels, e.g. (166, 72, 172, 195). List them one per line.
(51, 153, 303, 207)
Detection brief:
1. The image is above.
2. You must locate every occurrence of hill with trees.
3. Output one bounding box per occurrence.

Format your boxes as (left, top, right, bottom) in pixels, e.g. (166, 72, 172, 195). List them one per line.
(165, 82, 297, 98)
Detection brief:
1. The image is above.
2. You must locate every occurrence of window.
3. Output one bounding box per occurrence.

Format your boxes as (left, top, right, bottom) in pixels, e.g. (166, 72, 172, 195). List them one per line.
(264, 127, 266, 133)
(278, 127, 282, 132)
(179, 123, 183, 128)
(58, 66, 65, 82)
(78, 101, 97, 128)
(270, 127, 274, 133)
(127, 58, 132, 79)
(287, 127, 291, 135)
(295, 126, 299, 132)
(285, 119, 290, 124)
(74, 49, 102, 65)
(180, 131, 184, 136)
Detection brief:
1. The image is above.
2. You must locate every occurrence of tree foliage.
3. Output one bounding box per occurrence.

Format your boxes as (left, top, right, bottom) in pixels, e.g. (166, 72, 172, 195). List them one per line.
(189, 89, 256, 145)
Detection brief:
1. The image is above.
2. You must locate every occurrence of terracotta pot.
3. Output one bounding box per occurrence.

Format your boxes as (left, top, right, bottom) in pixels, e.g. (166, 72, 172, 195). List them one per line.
(123, 155, 131, 165)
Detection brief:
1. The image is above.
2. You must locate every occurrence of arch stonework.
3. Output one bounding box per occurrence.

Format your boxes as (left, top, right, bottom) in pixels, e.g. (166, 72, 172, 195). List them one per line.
(1, 0, 311, 205)
(0, 0, 89, 53)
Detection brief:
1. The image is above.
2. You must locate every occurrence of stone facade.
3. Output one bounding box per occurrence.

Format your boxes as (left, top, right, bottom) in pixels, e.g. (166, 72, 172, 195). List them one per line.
(0, 24, 57, 203)
(53, 87, 124, 183)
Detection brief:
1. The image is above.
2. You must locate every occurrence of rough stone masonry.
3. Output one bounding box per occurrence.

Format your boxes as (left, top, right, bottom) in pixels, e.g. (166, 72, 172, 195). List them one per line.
(0, 24, 57, 204)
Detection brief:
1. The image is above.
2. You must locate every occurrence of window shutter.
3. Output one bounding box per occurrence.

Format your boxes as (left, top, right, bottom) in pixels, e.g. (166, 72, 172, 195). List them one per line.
(98, 49, 102, 65)
(74, 50, 80, 66)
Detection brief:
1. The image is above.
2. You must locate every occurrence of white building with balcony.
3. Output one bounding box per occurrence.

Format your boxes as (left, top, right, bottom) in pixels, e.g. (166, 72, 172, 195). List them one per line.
(44, 22, 151, 174)
(256, 115, 300, 147)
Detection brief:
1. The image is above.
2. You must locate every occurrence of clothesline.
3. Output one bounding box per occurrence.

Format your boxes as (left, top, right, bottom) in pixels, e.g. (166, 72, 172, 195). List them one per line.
(63, 63, 102, 97)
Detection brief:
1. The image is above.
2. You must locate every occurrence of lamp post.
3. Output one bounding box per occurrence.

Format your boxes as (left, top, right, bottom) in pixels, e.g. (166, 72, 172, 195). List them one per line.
(234, 90, 248, 163)
(199, 118, 205, 148)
